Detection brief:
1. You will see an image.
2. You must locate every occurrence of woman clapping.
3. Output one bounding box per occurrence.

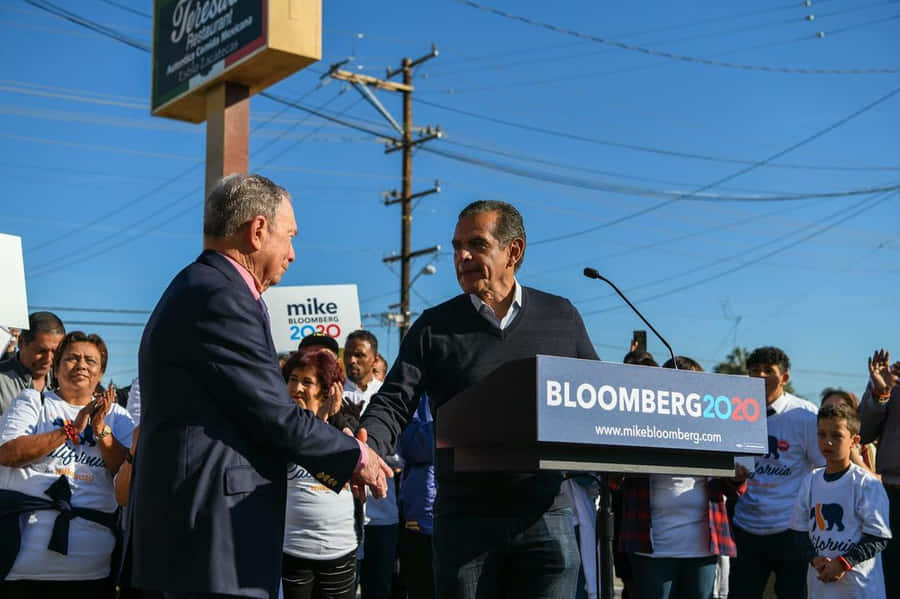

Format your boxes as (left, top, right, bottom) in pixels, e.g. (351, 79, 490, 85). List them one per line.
(0, 332, 134, 598)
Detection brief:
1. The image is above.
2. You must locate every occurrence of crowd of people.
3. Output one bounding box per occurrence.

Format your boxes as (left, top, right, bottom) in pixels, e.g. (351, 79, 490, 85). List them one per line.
(0, 174, 896, 599)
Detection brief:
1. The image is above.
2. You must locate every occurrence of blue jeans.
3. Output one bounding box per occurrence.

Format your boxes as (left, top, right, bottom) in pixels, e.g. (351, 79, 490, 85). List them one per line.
(629, 554, 717, 599)
(432, 507, 580, 599)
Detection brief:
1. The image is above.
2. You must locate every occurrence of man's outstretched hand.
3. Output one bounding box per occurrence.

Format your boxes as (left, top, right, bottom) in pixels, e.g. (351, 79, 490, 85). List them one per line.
(349, 427, 392, 501)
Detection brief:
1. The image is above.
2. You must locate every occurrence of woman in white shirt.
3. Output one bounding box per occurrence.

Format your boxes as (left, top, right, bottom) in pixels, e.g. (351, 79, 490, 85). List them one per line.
(0, 331, 134, 599)
(282, 348, 357, 599)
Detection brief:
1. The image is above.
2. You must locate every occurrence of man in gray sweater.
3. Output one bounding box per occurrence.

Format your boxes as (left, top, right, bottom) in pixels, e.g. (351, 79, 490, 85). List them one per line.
(859, 348, 899, 597)
(360, 200, 598, 599)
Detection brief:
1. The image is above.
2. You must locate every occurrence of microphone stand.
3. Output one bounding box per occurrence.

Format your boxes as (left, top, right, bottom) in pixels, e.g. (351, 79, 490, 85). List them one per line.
(583, 267, 678, 369)
(583, 267, 680, 599)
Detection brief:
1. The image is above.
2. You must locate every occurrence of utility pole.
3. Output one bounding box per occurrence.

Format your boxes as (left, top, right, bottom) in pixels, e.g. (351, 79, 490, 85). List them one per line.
(330, 46, 442, 342)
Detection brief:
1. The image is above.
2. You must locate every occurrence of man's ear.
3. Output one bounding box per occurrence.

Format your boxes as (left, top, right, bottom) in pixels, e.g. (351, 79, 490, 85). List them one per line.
(246, 215, 267, 251)
(506, 238, 525, 269)
(781, 371, 791, 386)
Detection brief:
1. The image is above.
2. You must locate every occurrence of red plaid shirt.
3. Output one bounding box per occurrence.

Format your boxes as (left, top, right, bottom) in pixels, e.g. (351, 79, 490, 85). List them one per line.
(618, 477, 740, 557)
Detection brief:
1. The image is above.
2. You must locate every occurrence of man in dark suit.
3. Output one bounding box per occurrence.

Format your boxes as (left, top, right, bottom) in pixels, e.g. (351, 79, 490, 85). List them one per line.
(130, 174, 390, 599)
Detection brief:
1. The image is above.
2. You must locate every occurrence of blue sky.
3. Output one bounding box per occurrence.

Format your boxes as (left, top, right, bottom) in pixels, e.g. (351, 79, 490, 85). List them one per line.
(1, 0, 898, 399)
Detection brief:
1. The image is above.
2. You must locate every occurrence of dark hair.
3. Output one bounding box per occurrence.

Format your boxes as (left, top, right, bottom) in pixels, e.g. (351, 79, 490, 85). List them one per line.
(203, 173, 289, 238)
(623, 350, 657, 367)
(282, 348, 344, 392)
(20, 311, 65, 345)
(662, 356, 703, 372)
(746, 346, 790, 373)
(820, 388, 859, 411)
(346, 329, 378, 354)
(52, 331, 108, 373)
(458, 200, 526, 271)
(818, 402, 861, 436)
(297, 333, 339, 355)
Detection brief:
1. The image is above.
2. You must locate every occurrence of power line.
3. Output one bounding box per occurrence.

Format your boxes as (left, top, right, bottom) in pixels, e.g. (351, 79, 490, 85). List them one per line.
(260, 91, 397, 141)
(31, 305, 151, 314)
(580, 191, 896, 317)
(25, 0, 151, 51)
(456, 0, 900, 75)
(429, 0, 817, 73)
(576, 192, 889, 307)
(432, 138, 900, 201)
(520, 81, 900, 246)
(416, 98, 900, 173)
(26, 90, 349, 277)
(94, 0, 151, 19)
(19, 1, 340, 260)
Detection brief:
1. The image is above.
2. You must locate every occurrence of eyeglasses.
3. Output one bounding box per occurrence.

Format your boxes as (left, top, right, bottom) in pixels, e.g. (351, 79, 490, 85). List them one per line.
(62, 354, 100, 368)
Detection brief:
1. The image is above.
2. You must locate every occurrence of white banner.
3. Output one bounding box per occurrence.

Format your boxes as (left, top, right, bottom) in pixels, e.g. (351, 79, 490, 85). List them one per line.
(0, 233, 29, 329)
(262, 284, 361, 353)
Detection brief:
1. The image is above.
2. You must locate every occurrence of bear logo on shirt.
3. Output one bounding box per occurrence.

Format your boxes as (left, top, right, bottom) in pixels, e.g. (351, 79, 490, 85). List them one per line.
(810, 503, 845, 532)
(763, 436, 789, 460)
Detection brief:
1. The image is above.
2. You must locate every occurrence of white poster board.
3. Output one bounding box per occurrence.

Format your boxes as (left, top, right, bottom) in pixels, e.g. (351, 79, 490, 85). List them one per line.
(0, 234, 29, 329)
(263, 284, 361, 353)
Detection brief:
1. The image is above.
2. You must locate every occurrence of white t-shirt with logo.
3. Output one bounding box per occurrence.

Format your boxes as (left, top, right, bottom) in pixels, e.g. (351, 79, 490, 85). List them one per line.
(733, 392, 824, 535)
(0, 389, 135, 580)
(790, 464, 891, 599)
(283, 462, 356, 560)
(636, 475, 713, 558)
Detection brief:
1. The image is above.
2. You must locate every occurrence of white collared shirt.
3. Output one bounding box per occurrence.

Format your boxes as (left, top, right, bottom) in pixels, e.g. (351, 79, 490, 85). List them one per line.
(469, 279, 522, 330)
(344, 378, 383, 413)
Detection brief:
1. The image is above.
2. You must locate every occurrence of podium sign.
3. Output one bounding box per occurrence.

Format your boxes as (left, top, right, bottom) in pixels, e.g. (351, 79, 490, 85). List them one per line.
(437, 355, 767, 476)
(537, 357, 766, 455)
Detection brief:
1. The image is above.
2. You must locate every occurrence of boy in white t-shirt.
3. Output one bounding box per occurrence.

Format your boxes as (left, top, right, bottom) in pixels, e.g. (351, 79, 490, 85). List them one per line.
(790, 402, 891, 598)
(729, 346, 825, 599)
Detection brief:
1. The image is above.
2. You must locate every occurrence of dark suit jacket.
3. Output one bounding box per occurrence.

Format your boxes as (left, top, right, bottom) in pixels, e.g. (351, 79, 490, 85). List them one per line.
(130, 250, 360, 598)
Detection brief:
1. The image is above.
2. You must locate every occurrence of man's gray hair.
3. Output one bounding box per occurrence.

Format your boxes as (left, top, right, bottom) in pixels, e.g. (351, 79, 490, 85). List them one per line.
(203, 173, 290, 238)
(458, 200, 526, 270)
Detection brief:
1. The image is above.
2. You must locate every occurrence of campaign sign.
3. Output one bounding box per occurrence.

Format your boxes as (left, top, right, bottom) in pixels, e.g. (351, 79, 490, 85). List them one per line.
(152, 0, 266, 115)
(536, 356, 767, 455)
(262, 284, 360, 353)
(0, 233, 29, 329)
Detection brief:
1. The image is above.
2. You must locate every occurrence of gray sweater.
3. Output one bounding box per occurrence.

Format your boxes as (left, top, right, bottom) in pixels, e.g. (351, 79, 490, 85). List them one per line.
(859, 384, 900, 485)
(360, 286, 598, 516)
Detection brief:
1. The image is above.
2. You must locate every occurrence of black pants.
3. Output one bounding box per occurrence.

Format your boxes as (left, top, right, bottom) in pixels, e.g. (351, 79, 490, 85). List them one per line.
(282, 549, 357, 599)
(400, 528, 435, 599)
(728, 526, 806, 599)
(361, 523, 399, 599)
(0, 578, 113, 599)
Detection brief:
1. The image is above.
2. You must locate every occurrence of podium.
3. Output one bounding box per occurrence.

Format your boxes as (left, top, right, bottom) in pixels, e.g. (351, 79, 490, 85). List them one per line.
(436, 355, 767, 477)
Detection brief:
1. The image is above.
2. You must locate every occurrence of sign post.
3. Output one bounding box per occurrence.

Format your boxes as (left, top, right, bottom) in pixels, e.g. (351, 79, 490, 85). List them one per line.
(151, 0, 322, 196)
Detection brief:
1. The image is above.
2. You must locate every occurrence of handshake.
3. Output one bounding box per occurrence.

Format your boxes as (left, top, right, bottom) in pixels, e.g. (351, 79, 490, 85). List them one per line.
(348, 427, 393, 501)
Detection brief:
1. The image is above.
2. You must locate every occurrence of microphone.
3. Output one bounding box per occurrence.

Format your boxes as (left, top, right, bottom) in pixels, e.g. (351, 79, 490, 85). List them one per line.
(583, 267, 678, 369)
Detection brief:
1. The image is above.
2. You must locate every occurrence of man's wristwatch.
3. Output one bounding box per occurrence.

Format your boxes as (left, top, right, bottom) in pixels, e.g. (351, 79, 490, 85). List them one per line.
(96, 425, 112, 441)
